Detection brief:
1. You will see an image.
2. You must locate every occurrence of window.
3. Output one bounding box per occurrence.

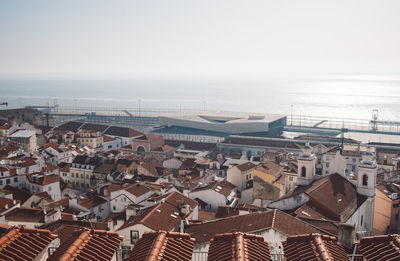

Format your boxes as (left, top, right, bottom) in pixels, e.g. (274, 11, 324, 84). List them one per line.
(48, 186, 52, 192)
(301, 167, 306, 177)
(353, 158, 356, 163)
(13, 177, 17, 182)
(113, 206, 116, 211)
(81, 174, 84, 178)
(130, 230, 139, 244)
(360, 215, 364, 226)
(71, 173, 74, 177)
(81, 182, 84, 187)
(0, 180, 3, 186)
(6, 179, 10, 185)
(362, 174, 368, 186)
(108, 145, 112, 149)
(289, 176, 293, 181)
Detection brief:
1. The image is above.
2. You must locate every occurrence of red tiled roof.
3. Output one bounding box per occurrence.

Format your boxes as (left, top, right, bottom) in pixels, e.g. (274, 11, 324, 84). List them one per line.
(283, 233, 349, 261)
(5, 207, 45, 223)
(304, 174, 367, 222)
(208, 232, 272, 261)
(127, 231, 195, 261)
(0, 196, 19, 213)
(124, 183, 152, 197)
(78, 194, 107, 209)
(0, 224, 57, 261)
(255, 161, 284, 177)
(185, 209, 322, 245)
(3, 185, 33, 203)
(190, 180, 236, 198)
(357, 234, 400, 261)
(118, 202, 183, 232)
(236, 162, 257, 172)
(103, 134, 117, 142)
(48, 229, 123, 261)
(118, 192, 198, 232)
(27, 174, 60, 186)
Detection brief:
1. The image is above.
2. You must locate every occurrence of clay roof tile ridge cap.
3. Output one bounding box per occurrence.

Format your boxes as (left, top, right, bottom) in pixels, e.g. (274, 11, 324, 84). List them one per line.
(235, 233, 246, 261)
(148, 231, 167, 261)
(313, 234, 332, 261)
(58, 229, 92, 261)
(0, 227, 19, 250)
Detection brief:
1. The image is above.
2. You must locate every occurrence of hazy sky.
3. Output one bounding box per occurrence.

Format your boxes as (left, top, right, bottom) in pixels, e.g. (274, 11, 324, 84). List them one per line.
(1, 0, 400, 77)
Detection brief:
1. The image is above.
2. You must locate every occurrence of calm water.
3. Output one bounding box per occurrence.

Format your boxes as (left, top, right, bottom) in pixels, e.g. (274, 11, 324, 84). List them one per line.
(1, 74, 400, 121)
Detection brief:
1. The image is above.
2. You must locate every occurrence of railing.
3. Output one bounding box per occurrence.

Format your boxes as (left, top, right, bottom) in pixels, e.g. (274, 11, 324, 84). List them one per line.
(192, 252, 208, 261)
(192, 252, 285, 261)
(271, 253, 285, 261)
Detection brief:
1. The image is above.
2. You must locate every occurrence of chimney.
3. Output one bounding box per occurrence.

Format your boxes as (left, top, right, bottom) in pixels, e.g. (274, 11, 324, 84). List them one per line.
(338, 223, 355, 250)
(180, 219, 185, 233)
(125, 206, 137, 220)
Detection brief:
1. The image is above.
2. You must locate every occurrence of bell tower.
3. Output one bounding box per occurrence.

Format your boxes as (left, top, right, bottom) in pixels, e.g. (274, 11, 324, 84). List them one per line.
(357, 147, 377, 197)
(296, 141, 316, 186)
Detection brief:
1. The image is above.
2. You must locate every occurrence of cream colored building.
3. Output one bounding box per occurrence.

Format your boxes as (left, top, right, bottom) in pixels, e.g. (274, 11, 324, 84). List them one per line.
(76, 130, 103, 151)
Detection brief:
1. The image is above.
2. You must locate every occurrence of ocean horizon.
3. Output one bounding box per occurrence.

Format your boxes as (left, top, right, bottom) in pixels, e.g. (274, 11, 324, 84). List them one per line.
(1, 74, 400, 121)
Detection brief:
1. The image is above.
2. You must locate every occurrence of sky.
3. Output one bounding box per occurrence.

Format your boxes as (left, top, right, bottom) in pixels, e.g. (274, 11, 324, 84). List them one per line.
(0, 0, 400, 77)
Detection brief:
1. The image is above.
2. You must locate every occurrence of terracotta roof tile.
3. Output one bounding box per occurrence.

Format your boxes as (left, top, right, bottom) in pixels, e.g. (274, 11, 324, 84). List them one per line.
(0, 224, 57, 261)
(127, 231, 195, 261)
(3, 185, 33, 203)
(236, 162, 257, 172)
(104, 126, 143, 138)
(357, 234, 400, 261)
(78, 194, 107, 209)
(283, 233, 349, 261)
(27, 174, 60, 186)
(190, 180, 236, 198)
(208, 232, 272, 261)
(124, 183, 152, 197)
(48, 229, 123, 261)
(185, 209, 322, 245)
(5, 207, 45, 223)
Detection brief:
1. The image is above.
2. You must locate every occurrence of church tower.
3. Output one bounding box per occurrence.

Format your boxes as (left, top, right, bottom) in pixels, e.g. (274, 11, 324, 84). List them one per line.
(357, 147, 377, 197)
(296, 141, 316, 186)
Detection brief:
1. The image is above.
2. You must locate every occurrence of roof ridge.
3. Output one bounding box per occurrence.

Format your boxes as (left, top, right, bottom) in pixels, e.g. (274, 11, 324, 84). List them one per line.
(271, 209, 276, 228)
(312, 234, 333, 261)
(235, 233, 246, 261)
(148, 231, 167, 261)
(58, 229, 92, 261)
(140, 203, 163, 225)
(0, 227, 19, 252)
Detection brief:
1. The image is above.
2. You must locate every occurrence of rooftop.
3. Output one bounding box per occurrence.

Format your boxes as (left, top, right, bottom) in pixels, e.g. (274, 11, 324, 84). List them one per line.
(48, 229, 123, 261)
(127, 231, 195, 261)
(0, 224, 57, 261)
(9, 130, 36, 138)
(283, 233, 349, 261)
(185, 209, 322, 245)
(357, 234, 400, 261)
(208, 232, 272, 261)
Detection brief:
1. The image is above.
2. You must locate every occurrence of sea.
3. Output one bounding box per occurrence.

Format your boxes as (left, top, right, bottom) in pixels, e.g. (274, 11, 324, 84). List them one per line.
(1, 74, 400, 121)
